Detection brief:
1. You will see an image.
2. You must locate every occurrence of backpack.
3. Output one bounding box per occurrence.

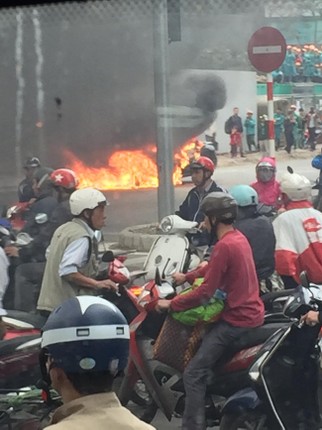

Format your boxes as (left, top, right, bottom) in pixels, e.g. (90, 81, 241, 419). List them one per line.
(225, 118, 232, 134)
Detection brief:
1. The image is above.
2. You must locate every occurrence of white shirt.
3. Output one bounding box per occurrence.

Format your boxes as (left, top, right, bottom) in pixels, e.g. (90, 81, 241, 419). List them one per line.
(57, 220, 95, 277)
(309, 115, 315, 128)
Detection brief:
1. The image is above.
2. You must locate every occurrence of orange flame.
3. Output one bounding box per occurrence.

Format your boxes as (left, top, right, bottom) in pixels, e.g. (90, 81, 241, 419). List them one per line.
(65, 139, 203, 190)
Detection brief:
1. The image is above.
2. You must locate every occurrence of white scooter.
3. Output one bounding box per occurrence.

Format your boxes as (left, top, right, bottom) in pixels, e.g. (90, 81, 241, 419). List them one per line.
(142, 214, 201, 282)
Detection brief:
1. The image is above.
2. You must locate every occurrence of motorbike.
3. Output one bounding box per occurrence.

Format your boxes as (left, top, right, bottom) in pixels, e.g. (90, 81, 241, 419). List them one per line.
(3, 217, 49, 311)
(125, 213, 202, 306)
(116, 269, 293, 425)
(0, 334, 42, 389)
(142, 214, 201, 282)
(0, 249, 140, 391)
(0, 224, 51, 388)
(0, 386, 61, 429)
(6, 202, 30, 233)
(220, 272, 322, 430)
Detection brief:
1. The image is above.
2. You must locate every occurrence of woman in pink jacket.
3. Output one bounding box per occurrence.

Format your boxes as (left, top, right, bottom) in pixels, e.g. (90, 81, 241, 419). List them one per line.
(251, 157, 282, 209)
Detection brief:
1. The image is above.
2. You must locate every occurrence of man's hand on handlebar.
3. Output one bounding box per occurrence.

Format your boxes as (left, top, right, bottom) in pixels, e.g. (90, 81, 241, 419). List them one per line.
(4, 245, 19, 257)
(96, 279, 119, 292)
(198, 221, 207, 231)
(198, 261, 208, 269)
(156, 299, 172, 313)
(300, 310, 320, 327)
(172, 272, 186, 286)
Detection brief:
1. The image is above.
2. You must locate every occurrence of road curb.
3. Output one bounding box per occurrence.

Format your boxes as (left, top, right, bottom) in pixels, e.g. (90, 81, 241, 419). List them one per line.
(118, 223, 161, 252)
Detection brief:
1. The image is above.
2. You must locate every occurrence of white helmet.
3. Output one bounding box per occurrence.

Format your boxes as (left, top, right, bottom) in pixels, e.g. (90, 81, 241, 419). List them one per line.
(69, 188, 108, 216)
(280, 169, 311, 201)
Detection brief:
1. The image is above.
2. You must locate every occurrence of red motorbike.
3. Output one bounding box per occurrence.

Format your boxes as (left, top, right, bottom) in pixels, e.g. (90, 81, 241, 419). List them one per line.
(0, 250, 139, 390)
(116, 271, 292, 425)
(6, 202, 30, 232)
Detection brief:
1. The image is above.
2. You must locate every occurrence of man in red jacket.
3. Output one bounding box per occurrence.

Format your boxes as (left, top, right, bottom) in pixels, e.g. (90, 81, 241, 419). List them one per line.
(157, 192, 264, 430)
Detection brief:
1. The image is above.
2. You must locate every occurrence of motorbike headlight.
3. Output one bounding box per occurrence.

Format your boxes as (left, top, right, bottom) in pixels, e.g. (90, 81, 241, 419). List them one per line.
(160, 216, 173, 233)
(249, 350, 269, 382)
(157, 282, 175, 298)
(138, 290, 150, 307)
(6, 206, 16, 218)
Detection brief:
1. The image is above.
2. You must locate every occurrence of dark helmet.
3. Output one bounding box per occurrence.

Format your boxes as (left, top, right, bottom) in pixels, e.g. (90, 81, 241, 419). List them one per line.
(190, 156, 215, 174)
(24, 157, 40, 169)
(201, 192, 238, 221)
(200, 144, 218, 167)
(40, 296, 129, 377)
(33, 167, 54, 189)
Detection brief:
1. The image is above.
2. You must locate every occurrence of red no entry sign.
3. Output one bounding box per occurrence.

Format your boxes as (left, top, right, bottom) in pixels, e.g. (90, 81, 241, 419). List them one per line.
(248, 27, 286, 73)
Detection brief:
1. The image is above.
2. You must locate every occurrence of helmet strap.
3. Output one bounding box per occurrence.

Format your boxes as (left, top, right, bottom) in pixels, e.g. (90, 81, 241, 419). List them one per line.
(208, 216, 219, 243)
(199, 170, 211, 188)
(38, 349, 55, 405)
(82, 209, 96, 231)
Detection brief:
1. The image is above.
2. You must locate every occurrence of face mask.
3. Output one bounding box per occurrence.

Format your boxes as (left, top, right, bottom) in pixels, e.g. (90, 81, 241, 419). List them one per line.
(257, 167, 274, 183)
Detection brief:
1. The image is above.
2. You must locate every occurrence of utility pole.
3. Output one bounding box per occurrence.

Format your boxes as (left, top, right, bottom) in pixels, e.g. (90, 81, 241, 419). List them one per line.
(267, 72, 275, 157)
(153, 0, 175, 221)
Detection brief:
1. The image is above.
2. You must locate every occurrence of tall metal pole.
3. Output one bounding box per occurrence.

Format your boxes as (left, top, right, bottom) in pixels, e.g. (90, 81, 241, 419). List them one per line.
(153, 0, 175, 221)
(267, 72, 275, 157)
(15, 9, 24, 178)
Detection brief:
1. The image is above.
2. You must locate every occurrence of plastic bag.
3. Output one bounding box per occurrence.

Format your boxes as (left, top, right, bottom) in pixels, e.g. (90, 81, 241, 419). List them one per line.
(171, 278, 225, 326)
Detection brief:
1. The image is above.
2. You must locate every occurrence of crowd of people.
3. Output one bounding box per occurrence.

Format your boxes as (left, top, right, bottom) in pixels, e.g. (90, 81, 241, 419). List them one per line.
(0, 156, 158, 429)
(223, 105, 322, 158)
(273, 44, 322, 83)
(0, 150, 322, 429)
(168, 154, 322, 429)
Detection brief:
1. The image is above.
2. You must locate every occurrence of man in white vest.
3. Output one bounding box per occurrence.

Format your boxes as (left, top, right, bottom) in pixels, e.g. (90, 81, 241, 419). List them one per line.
(37, 188, 117, 316)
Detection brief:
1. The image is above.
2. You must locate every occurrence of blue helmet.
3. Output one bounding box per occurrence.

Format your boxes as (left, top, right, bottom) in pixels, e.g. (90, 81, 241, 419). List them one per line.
(41, 296, 129, 375)
(312, 154, 322, 170)
(230, 185, 258, 207)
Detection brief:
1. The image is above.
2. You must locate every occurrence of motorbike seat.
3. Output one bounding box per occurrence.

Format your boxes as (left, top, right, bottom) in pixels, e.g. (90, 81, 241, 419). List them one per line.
(207, 323, 290, 387)
(0, 334, 40, 356)
(213, 322, 290, 371)
(226, 322, 289, 354)
(3, 310, 47, 329)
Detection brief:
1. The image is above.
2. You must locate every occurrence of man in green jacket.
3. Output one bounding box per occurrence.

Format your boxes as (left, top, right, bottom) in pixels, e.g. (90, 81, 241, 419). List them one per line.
(244, 110, 256, 152)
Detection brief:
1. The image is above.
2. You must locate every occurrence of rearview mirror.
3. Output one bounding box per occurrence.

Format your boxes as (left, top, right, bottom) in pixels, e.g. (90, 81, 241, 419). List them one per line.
(35, 213, 48, 224)
(15, 232, 33, 246)
(102, 251, 115, 263)
(0, 226, 10, 237)
(299, 271, 309, 289)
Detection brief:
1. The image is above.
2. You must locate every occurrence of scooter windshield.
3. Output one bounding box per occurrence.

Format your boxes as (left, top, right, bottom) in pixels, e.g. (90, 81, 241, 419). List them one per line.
(261, 323, 321, 430)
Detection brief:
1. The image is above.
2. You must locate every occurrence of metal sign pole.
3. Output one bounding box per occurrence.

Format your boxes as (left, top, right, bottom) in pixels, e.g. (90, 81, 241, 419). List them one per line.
(153, 0, 175, 221)
(267, 72, 275, 157)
